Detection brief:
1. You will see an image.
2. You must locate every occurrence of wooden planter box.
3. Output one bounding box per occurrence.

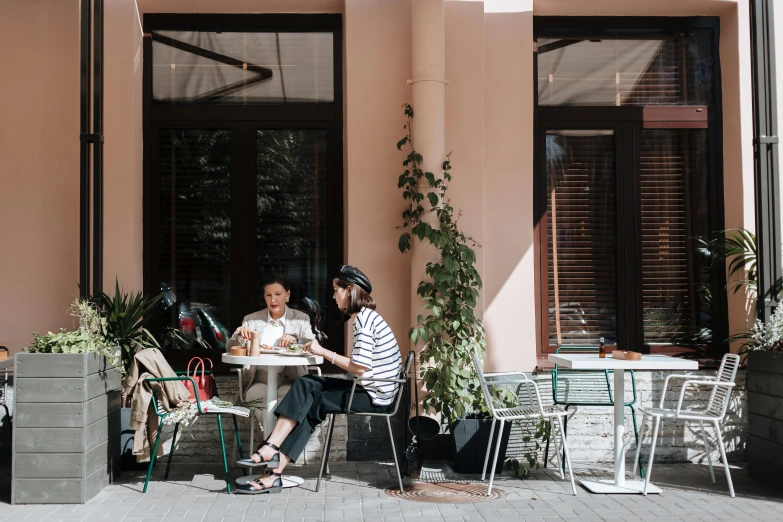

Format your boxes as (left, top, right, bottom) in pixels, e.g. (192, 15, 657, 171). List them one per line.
(12, 352, 122, 504)
(747, 351, 783, 492)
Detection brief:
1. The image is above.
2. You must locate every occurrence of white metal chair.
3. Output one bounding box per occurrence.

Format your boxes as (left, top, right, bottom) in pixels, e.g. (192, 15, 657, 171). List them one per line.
(470, 352, 577, 496)
(632, 353, 740, 497)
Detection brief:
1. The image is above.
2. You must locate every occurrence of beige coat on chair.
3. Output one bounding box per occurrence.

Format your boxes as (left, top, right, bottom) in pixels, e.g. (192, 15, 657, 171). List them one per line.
(123, 348, 191, 462)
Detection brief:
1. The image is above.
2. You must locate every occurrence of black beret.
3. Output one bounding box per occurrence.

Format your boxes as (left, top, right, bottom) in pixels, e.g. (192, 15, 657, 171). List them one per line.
(334, 265, 372, 294)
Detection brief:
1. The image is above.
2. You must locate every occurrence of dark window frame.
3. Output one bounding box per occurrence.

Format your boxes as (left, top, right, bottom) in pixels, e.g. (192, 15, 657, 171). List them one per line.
(533, 16, 727, 359)
(143, 14, 344, 373)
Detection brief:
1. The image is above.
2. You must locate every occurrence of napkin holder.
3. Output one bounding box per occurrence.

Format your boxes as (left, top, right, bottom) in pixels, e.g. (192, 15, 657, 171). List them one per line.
(612, 350, 641, 361)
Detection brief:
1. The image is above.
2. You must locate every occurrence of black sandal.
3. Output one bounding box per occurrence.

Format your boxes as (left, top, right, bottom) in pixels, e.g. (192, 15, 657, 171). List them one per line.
(236, 441, 281, 468)
(235, 470, 283, 495)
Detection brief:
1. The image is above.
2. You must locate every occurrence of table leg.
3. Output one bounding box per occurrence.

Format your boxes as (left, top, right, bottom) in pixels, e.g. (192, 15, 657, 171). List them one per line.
(614, 369, 626, 487)
(578, 369, 661, 494)
(266, 366, 279, 434)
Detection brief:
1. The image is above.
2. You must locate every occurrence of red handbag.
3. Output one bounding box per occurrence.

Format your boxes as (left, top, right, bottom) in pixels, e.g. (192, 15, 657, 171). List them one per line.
(183, 357, 218, 402)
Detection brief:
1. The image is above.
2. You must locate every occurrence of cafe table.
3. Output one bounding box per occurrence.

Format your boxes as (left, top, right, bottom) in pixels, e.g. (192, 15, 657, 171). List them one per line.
(547, 352, 698, 494)
(222, 351, 323, 489)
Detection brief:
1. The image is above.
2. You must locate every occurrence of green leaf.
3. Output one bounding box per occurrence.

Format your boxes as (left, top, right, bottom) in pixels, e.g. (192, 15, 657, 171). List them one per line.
(427, 192, 439, 207)
(398, 233, 411, 253)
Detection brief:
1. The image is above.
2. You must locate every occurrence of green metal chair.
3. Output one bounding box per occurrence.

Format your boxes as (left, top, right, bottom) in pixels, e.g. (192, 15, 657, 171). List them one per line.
(142, 372, 245, 493)
(544, 346, 644, 478)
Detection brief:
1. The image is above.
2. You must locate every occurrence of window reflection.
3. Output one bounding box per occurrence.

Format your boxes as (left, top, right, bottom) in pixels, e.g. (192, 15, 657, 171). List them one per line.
(159, 129, 232, 350)
(152, 31, 334, 104)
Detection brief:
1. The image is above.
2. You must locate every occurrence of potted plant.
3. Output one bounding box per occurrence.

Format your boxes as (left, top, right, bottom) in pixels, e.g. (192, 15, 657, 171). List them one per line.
(94, 279, 164, 470)
(396, 104, 538, 474)
(13, 299, 122, 504)
(706, 228, 783, 491)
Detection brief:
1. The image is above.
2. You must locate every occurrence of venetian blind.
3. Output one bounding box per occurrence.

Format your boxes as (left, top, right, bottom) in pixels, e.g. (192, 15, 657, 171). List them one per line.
(639, 129, 711, 345)
(546, 131, 618, 345)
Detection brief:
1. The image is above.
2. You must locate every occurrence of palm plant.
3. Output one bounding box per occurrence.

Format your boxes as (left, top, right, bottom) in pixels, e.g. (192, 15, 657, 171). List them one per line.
(96, 279, 163, 373)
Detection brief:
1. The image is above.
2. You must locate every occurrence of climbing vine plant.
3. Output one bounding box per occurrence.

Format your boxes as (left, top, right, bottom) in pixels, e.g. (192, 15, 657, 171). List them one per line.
(396, 103, 491, 423)
(397, 103, 552, 477)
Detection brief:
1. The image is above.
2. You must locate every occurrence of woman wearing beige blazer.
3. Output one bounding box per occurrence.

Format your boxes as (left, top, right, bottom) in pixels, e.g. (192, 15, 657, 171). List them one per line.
(225, 274, 315, 433)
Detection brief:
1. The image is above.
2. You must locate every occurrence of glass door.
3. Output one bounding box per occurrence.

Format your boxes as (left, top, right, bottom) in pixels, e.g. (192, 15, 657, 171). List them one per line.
(542, 128, 620, 348)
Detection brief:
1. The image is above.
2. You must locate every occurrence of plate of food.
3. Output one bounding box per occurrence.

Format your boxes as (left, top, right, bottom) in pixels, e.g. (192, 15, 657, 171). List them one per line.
(274, 343, 307, 356)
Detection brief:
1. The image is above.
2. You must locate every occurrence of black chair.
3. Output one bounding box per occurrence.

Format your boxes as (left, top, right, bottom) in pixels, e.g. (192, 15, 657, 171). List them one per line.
(316, 351, 415, 492)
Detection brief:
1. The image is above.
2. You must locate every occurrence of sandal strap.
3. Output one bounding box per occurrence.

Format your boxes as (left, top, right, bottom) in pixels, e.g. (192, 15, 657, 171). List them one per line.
(264, 441, 280, 451)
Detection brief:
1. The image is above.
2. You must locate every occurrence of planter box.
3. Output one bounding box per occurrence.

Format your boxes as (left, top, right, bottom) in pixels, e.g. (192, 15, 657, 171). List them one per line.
(12, 352, 122, 504)
(747, 351, 783, 492)
(452, 418, 511, 474)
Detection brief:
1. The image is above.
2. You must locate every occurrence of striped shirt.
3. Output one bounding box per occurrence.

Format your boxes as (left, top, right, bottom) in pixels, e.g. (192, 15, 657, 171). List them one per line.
(351, 307, 402, 407)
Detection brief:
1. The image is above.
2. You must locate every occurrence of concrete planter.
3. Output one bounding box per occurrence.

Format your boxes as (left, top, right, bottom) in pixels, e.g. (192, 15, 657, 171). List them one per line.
(747, 350, 783, 492)
(12, 352, 122, 504)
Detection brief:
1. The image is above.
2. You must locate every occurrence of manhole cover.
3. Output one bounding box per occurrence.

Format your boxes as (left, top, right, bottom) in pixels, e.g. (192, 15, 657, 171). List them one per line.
(385, 482, 505, 503)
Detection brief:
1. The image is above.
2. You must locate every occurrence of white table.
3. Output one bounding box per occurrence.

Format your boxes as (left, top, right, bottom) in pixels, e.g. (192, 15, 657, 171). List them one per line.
(548, 353, 698, 494)
(221, 353, 323, 433)
(222, 352, 323, 490)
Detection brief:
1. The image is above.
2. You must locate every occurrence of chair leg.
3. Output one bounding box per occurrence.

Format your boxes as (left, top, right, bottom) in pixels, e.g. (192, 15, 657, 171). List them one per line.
(233, 415, 244, 459)
(632, 412, 647, 477)
(386, 416, 404, 493)
(543, 429, 550, 469)
(700, 420, 715, 485)
(713, 420, 735, 498)
(486, 419, 505, 496)
(555, 416, 577, 496)
(551, 419, 564, 479)
(643, 417, 661, 496)
(164, 422, 179, 481)
(316, 414, 336, 493)
(481, 418, 497, 481)
(216, 414, 232, 494)
(630, 406, 644, 479)
(232, 414, 248, 477)
(561, 406, 569, 473)
(143, 418, 165, 493)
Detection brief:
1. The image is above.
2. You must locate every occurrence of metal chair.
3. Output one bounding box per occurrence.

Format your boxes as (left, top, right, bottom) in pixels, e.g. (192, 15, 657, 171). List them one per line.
(142, 372, 245, 493)
(632, 353, 740, 497)
(0, 350, 12, 433)
(545, 345, 644, 477)
(470, 351, 577, 496)
(316, 351, 414, 493)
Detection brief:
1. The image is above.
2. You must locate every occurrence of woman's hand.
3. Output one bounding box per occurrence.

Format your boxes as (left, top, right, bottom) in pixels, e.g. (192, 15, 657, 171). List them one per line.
(303, 339, 326, 357)
(235, 326, 255, 340)
(278, 334, 298, 347)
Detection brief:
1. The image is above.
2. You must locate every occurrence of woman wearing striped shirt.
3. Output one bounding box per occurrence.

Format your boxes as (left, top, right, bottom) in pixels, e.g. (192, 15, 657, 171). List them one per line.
(236, 265, 402, 494)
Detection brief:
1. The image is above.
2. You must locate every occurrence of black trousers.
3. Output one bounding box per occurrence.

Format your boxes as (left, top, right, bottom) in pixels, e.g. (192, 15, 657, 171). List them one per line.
(274, 374, 388, 462)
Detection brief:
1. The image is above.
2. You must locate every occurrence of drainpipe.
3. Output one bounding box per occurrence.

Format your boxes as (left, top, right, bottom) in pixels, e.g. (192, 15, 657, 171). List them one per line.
(750, 0, 782, 321)
(79, 0, 104, 298)
(410, 0, 446, 327)
(408, 0, 446, 439)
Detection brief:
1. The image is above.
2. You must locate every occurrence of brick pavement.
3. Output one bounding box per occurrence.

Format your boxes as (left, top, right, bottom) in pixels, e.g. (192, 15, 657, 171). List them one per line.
(0, 461, 781, 521)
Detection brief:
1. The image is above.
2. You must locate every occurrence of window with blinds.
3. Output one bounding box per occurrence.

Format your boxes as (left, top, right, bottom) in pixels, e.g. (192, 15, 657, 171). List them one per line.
(640, 129, 711, 345)
(536, 18, 722, 354)
(546, 130, 617, 345)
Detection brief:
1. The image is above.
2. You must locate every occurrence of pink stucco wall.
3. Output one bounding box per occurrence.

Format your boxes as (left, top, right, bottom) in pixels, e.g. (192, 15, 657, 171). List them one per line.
(0, 0, 80, 353)
(0, 0, 758, 371)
